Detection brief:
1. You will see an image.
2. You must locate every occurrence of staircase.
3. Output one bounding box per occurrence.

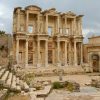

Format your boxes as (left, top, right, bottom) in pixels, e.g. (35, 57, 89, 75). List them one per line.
(0, 66, 29, 92)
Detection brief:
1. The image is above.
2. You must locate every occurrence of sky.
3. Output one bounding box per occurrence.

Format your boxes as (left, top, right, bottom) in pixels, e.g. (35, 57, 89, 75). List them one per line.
(0, 0, 100, 43)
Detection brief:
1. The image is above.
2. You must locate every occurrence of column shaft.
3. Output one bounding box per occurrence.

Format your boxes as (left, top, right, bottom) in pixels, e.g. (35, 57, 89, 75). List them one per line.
(17, 10, 20, 31)
(81, 43, 83, 64)
(25, 40, 28, 67)
(45, 40, 48, 67)
(74, 18, 76, 35)
(74, 41, 77, 66)
(37, 40, 40, 67)
(65, 41, 68, 66)
(26, 11, 29, 32)
(16, 39, 19, 64)
(45, 15, 48, 33)
(37, 14, 40, 33)
(57, 16, 59, 33)
(57, 41, 60, 66)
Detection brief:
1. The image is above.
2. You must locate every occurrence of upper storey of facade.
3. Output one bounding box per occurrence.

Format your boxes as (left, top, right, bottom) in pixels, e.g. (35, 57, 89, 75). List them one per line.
(13, 5, 83, 36)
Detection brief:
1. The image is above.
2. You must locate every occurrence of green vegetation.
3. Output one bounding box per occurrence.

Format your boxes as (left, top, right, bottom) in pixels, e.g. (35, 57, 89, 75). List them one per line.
(23, 73, 35, 85)
(0, 30, 5, 35)
(66, 82, 74, 92)
(52, 82, 64, 89)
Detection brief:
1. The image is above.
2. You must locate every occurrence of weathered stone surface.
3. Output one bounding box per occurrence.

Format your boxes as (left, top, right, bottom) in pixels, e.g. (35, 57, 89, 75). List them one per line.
(91, 79, 100, 88)
(0, 71, 9, 84)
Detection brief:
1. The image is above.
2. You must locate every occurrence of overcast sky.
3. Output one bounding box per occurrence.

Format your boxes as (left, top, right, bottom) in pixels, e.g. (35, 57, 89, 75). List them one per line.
(0, 0, 100, 43)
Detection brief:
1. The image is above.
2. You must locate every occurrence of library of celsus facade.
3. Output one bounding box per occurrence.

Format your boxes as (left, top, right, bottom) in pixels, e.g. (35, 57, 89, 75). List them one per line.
(13, 5, 83, 68)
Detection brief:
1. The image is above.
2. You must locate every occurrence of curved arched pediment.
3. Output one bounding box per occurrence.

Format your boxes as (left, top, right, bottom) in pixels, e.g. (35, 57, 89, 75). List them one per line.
(66, 11, 76, 16)
(25, 5, 41, 11)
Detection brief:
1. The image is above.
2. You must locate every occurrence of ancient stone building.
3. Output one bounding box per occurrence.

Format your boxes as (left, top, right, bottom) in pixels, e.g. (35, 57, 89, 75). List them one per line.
(13, 5, 83, 68)
(84, 36, 100, 72)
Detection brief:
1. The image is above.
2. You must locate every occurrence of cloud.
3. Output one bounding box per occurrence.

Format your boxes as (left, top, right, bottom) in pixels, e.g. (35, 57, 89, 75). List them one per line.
(0, 0, 100, 42)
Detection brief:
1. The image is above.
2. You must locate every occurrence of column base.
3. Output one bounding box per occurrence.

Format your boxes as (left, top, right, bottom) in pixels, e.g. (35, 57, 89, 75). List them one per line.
(37, 64, 41, 67)
(25, 64, 28, 68)
(74, 63, 78, 67)
(65, 64, 68, 67)
(57, 63, 61, 67)
(45, 63, 48, 67)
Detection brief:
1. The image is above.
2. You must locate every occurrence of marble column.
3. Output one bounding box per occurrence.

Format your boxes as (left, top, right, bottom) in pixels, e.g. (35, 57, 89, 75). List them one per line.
(73, 18, 76, 35)
(65, 41, 68, 66)
(53, 42, 55, 64)
(37, 40, 40, 67)
(80, 42, 83, 65)
(74, 41, 77, 66)
(45, 14, 48, 33)
(16, 38, 19, 64)
(45, 40, 48, 67)
(57, 41, 60, 66)
(17, 9, 20, 32)
(37, 14, 40, 33)
(79, 18, 82, 35)
(65, 16, 67, 34)
(68, 42, 71, 65)
(25, 40, 28, 67)
(26, 11, 29, 33)
(33, 41, 34, 66)
(57, 16, 60, 33)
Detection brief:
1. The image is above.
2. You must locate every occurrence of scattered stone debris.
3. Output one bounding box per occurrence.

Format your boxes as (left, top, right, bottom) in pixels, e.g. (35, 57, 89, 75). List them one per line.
(91, 79, 100, 88)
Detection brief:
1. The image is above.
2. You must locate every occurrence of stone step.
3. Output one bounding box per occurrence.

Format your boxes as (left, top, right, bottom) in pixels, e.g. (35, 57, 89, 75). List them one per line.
(11, 75, 17, 91)
(5, 72, 13, 88)
(0, 71, 9, 84)
(16, 85, 21, 92)
(0, 89, 8, 100)
(23, 82, 29, 92)
(16, 77, 20, 85)
(19, 80, 29, 91)
(0, 68, 6, 78)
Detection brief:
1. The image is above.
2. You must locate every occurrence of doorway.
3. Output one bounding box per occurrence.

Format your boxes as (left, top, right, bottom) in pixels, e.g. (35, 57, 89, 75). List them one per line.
(92, 54, 99, 72)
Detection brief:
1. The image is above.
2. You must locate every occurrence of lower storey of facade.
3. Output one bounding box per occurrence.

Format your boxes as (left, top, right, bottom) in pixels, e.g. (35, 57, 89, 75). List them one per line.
(13, 35, 83, 68)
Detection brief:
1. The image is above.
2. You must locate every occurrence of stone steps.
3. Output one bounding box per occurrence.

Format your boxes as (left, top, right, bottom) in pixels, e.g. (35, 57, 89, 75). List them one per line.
(6, 72, 13, 88)
(0, 71, 9, 84)
(0, 68, 6, 78)
(0, 67, 29, 92)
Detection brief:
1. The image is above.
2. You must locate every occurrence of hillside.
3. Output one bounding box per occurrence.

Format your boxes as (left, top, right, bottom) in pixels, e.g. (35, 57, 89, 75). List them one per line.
(0, 34, 12, 66)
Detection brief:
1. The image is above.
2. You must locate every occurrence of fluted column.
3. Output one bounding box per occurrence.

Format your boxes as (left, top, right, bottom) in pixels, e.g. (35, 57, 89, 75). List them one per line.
(57, 41, 60, 66)
(37, 40, 40, 67)
(37, 14, 40, 33)
(57, 16, 59, 33)
(17, 9, 20, 32)
(26, 11, 29, 33)
(45, 14, 48, 33)
(65, 16, 67, 34)
(74, 41, 77, 66)
(65, 41, 68, 66)
(80, 42, 83, 65)
(73, 18, 76, 35)
(16, 38, 19, 64)
(25, 40, 28, 67)
(45, 40, 48, 67)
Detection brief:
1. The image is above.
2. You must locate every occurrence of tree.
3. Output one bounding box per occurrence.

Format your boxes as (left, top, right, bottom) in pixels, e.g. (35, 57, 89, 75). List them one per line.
(0, 30, 5, 35)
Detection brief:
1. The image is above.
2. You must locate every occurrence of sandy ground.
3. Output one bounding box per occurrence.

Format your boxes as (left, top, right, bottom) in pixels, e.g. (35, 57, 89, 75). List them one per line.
(34, 75, 92, 86)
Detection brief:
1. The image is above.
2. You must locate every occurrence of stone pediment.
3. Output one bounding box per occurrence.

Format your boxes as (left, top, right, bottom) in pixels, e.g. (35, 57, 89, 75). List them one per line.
(43, 8, 60, 15)
(66, 11, 76, 16)
(25, 5, 41, 11)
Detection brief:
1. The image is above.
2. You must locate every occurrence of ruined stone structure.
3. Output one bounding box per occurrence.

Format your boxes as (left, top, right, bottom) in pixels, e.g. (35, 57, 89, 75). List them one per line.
(84, 36, 100, 72)
(13, 5, 83, 68)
